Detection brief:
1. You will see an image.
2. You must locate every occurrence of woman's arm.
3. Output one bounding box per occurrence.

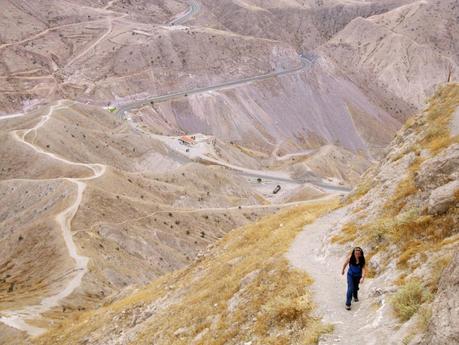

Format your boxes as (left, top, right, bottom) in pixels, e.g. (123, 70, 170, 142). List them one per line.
(341, 258, 349, 275)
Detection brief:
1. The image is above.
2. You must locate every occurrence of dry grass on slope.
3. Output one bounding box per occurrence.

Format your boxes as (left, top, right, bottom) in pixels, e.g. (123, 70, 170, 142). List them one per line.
(365, 84, 458, 270)
(333, 84, 459, 322)
(36, 199, 338, 345)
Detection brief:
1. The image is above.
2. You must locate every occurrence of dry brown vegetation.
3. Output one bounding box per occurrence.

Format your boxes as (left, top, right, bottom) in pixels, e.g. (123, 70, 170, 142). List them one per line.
(391, 279, 431, 321)
(35, 199, 338, 345)
(331, 222, 357, 244)
(333, 84, 459, 315)
(420, 85, 459, 153)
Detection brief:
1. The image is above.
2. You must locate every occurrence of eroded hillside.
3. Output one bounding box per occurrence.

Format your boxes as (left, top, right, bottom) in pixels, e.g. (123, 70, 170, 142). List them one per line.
(0, 101, 298, 342)
(321, 0, 459, 111)
(0, 0, 457, 343)
(32, 84, 459, 345)
(33, 200, 339, 345)
(320, 83, 459, 344)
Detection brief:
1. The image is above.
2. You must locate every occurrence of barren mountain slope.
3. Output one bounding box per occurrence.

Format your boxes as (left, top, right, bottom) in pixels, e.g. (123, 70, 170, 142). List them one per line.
(130, 56, 401, 158)
(0, 0, 187, 44)
(0, 101, 287, 342)
(193, 0, 415, 52)
(2, 0, 456, 343)
(34, 83, 459, 345)
(33, 199, 339, 345)
(321, 0, 459, 110)
(0, 0, 411, 172)
(313, 83, 459, 344)
(0, 0, 298, 113)
(287, 144, 370, 185)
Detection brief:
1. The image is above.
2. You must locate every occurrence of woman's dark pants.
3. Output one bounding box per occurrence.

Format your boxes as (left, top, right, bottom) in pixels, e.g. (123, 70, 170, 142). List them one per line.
(346, 273, 361, 306)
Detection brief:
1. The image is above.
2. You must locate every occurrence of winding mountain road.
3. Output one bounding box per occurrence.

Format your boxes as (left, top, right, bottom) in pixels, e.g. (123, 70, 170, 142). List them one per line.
(0, 0, 348, 337)
(116, 57, 311, 117)
(136, 132, 350, 193)
(168, 0, 201, 26)
(0, 102, 106, 336)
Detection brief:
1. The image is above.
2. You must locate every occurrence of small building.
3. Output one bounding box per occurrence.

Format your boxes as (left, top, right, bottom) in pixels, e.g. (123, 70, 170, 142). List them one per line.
(179, 135, 196, 146)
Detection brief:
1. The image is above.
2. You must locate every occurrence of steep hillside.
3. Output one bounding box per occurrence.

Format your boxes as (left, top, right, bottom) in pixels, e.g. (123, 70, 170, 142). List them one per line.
(30, 84, 459, 345)
(0, 0, 298, 113)
(0, 101, 291, 342)
(0, 0, 412, 164)
(1, 1, 457, 343)
(130, 56, 400, 158)
(193, 0, 414, 52)
(34, 199, 339, 345)
(324, 83, 459, 343)
(321, 0, 459, 110)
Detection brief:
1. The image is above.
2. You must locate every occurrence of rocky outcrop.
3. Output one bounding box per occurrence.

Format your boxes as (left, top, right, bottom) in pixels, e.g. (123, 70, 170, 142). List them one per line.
(415, 144, 459, 191)
(420, 253, 459, 345)
(323, 84, 459, 344)
(428, 180, 459, 215)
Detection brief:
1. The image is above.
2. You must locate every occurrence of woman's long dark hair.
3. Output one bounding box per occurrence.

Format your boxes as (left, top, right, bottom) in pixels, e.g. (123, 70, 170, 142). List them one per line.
(349, 247, 365, 267)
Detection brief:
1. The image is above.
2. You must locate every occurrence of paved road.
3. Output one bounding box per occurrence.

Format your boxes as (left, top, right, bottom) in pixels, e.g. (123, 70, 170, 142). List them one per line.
(168, 0, 201, 26)
(116, 57, 311, 117)
(136, 131, 350, 193)
(116, 51, 349, 193)
(202, 155, 350, 192)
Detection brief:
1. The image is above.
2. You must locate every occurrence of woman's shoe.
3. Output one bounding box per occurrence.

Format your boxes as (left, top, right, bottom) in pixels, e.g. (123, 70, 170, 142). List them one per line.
(345, 305, 351, 310)
(354, 297, 359, 302)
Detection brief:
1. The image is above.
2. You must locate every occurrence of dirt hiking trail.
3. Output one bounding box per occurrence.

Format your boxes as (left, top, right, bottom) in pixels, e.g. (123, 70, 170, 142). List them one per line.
(0, 102, 106, 336)
(287, 208, 400, 344)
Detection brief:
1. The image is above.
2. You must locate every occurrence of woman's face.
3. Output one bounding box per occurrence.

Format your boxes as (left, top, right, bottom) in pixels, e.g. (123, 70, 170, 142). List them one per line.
(354, 249, 362, 258)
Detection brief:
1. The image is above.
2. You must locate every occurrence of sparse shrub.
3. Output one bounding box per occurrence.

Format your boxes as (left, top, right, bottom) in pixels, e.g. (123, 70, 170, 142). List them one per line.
(345, 176, 372, 203)
(391, 279, 431, 321)
(427, 255, 452, 292)
(331, 222, 358, 244)
(8, 282, 15, 293)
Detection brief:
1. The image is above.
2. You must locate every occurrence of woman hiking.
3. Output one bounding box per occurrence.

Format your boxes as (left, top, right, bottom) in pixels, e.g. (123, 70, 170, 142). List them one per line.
(341, 247, 366, 310)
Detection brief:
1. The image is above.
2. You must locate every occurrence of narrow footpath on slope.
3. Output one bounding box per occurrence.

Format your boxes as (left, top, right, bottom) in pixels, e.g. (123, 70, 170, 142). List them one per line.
(286, 208, 397, 345)
(0, 102, 106, 337)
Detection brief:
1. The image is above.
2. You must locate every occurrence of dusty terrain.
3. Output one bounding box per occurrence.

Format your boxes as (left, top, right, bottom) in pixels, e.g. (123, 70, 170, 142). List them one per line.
(292, 84, 458, 344)
(0, 0, 457, 343)
(321, 0, 459, 110)
(3, 99, 319, 339)
(31, 84, 459, 345)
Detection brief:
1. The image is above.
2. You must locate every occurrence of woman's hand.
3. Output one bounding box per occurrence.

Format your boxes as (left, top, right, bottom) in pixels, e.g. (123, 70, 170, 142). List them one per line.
(360, 276, 365, 284)
(341, 269, 345, 275)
